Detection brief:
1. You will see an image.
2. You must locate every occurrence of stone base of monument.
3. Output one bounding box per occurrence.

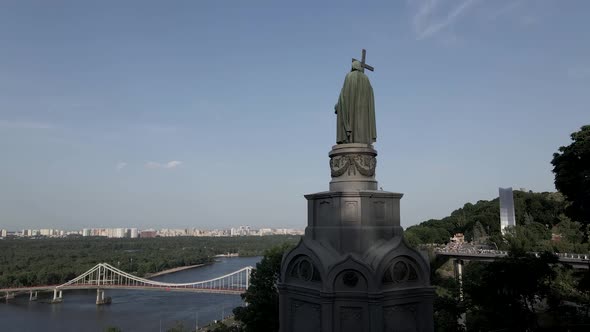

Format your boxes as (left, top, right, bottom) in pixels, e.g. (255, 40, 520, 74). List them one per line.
(279, 144, 434, 332)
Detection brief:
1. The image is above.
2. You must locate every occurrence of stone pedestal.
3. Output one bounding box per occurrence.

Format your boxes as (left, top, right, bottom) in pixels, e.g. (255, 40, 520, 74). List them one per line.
(329, 143, 378, 191)
(279, 143, 434, 332)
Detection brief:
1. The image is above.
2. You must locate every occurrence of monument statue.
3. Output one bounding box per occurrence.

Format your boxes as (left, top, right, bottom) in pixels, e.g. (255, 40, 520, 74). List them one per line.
(279, 49, 434, 332)
(335, 49, 377, 144)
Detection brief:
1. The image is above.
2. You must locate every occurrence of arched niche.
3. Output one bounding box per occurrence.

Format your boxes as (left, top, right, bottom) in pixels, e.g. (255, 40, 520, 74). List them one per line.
(286, 255, 322, 283)
(381, 256, 423, 287)
(333, 269, 368, 292)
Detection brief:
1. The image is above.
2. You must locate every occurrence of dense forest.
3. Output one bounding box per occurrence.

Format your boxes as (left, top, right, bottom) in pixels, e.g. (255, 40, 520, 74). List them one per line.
(0, 235, 300, 288)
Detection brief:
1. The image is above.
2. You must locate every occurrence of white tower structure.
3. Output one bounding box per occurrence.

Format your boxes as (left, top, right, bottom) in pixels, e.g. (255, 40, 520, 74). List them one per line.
(499, 187, 516, 234)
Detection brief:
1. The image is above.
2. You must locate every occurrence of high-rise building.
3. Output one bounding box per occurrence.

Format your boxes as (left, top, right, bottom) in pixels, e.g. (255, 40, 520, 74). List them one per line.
(0, 229, 7, 237)
(139, 229, 157, 238)
(82, 229, 91, 236)
(114, 228, 126, 238)
(40, 229, 53, 236)
(130, 228, 138, 238)
(259, 228, 272, 236)
(499, 187, 516, 234)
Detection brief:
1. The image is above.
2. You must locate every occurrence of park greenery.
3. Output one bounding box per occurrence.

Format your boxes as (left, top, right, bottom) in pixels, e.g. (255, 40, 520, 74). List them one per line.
(0, 235, 299, 288)
(404, 189, 589, 253)
(233, 244, 292, 332)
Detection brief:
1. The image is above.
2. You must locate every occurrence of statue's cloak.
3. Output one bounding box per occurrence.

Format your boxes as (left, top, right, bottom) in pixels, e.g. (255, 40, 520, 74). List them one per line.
(335, 63, 376, 144)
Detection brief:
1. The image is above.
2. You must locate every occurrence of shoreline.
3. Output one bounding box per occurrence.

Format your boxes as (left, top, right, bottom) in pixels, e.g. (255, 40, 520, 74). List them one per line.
(146, 263, 210, 278)
(143, 255, 251, 279)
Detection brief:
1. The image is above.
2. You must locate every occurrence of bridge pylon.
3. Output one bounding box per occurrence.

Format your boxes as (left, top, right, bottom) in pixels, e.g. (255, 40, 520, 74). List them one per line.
(51, 289, 63, 303)
(4, 292, 15, 302)
(96, 289, 111, 305)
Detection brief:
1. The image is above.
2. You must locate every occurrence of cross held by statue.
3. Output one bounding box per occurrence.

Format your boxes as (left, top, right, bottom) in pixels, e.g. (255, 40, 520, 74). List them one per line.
(352, 49, 374, 73)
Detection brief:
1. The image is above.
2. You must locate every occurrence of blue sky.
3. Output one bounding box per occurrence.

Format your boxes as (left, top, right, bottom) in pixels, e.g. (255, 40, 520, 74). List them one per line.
(1, 0, 588, 230)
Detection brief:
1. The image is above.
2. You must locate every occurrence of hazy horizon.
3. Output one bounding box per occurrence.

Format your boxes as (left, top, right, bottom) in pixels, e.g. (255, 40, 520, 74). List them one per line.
(1, 1, 589, 230)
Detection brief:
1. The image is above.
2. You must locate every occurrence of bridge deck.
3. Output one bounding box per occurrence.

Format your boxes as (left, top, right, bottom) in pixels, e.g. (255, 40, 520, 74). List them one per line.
(436, 251, 590, 269)
(1, 285, 245, 295)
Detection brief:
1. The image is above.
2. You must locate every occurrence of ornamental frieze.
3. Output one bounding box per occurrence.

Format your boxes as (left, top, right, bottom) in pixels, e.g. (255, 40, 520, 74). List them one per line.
(330, 154, 376, 177)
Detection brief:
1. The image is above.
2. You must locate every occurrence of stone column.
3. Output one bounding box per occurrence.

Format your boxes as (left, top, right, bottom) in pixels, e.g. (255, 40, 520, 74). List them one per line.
(454, 259, 464, 302)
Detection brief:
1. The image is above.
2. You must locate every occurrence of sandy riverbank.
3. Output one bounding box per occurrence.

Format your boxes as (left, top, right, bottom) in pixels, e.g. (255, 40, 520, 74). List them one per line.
(145, 263, 211, 278)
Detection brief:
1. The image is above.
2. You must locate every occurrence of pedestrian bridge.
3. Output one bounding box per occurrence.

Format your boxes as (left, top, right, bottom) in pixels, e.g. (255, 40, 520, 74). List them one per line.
(1, 262, 253, 303)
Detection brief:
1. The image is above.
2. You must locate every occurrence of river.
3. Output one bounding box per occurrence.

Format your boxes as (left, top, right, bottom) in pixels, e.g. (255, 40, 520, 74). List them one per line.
(0, 256, 261, 332)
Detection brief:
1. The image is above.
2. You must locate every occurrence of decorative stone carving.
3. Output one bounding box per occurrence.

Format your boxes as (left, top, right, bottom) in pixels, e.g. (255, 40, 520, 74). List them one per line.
(343, 201, 359, 223)
(328, 143, 378, 191)
(298, 259, 313, 281)
(382, 257, 420, 284)
(334, 268, 368, 292)
(330, 155, 351, 177)
(330, 154, 377, 177)
(374, 201, 385, 220)
(287, 256, 322, 282)
(318, 200, 331, 219)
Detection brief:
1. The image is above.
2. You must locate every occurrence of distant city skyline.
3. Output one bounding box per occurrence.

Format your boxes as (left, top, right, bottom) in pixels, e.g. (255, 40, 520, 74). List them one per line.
(0, 225, 304, 238)
(2, 1, 589, 230)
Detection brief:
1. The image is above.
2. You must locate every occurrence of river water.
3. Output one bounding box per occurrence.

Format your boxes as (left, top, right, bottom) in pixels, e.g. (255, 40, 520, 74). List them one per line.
(0, 256, 261, 332)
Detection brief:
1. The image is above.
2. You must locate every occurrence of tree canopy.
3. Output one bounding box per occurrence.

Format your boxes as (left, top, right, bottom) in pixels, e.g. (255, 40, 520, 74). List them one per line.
(460, 251, 590, 330)
(233, 244, 293, 332)
(552, 125, 590, 226)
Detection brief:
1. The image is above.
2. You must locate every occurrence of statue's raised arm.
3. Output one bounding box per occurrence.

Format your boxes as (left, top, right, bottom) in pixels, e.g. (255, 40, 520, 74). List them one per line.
(335, 49, 376, 145)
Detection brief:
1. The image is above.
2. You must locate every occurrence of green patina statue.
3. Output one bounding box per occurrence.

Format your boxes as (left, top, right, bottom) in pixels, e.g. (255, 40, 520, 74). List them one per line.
(335, 49, 377, 144)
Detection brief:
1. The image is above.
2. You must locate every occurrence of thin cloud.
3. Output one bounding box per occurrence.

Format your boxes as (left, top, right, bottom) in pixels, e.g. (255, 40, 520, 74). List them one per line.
(116, 162, 128, 170)
(0, 120, 55, 129)
(411, 0, 479, 40)
(487, 0, 540, 27)
(165, 161, 182, 168)
(487, 0, 527, 21)
(145, 160, 183, 169)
